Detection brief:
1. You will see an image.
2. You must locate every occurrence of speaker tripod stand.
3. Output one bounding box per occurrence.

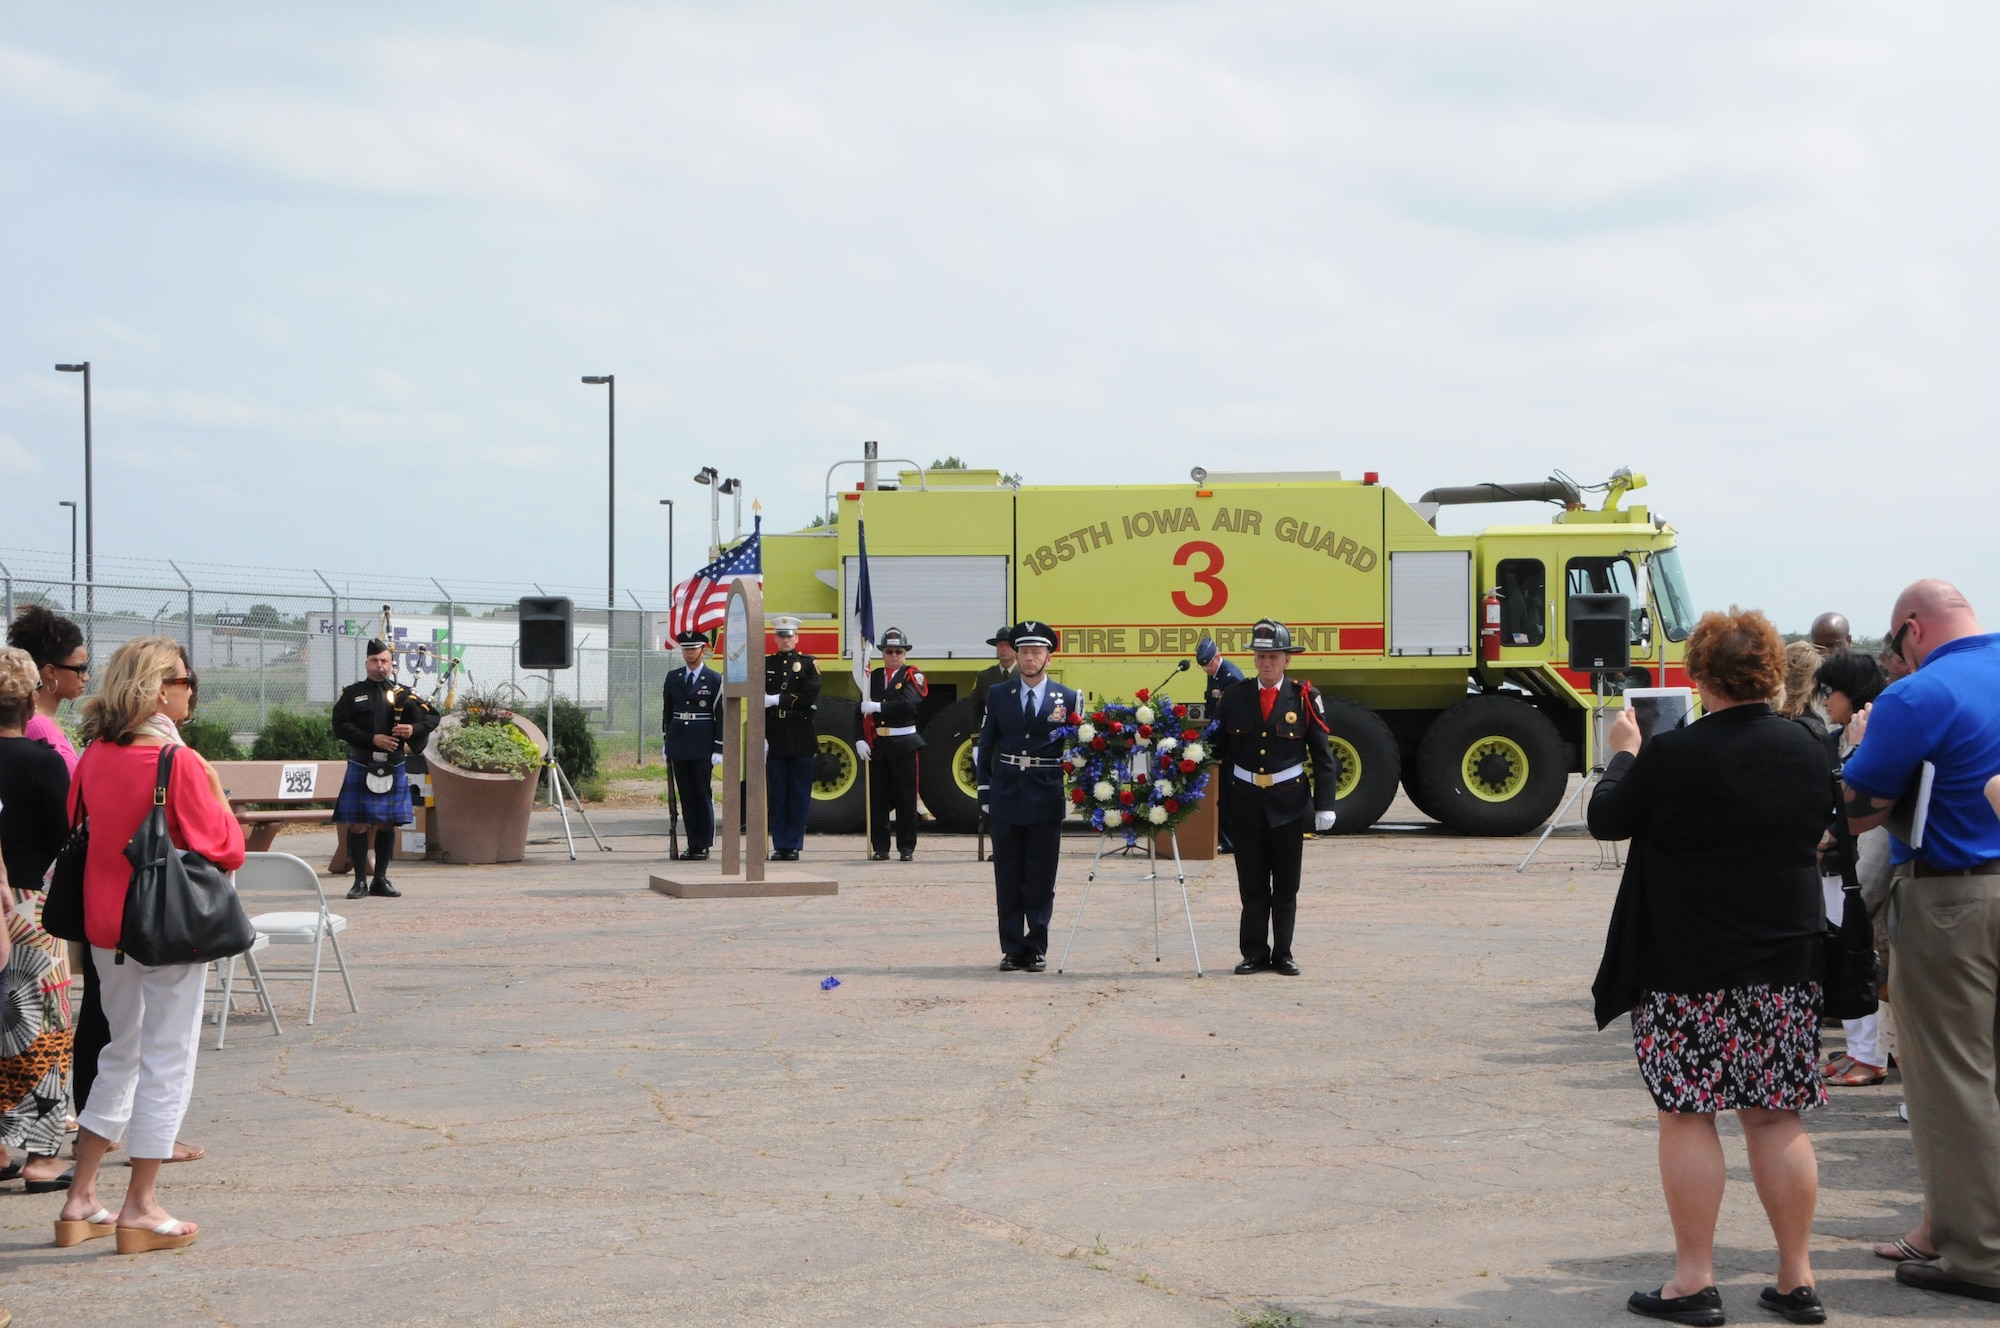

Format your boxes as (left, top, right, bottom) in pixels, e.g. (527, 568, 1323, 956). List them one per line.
(543, 671, 608, 860)
(1517, 671, 1622, 873)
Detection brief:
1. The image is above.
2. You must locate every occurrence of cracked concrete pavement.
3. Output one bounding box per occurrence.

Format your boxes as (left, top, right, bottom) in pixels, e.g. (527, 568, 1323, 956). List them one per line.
(0, 792, 1972, 1326)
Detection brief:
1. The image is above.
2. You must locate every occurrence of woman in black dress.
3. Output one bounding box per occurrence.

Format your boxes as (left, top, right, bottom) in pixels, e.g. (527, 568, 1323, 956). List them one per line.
(1590, 608, 1833, 1326)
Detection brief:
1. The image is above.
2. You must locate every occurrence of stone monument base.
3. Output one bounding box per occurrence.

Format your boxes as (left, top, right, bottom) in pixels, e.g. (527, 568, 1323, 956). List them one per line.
(648, 870, 838, 899)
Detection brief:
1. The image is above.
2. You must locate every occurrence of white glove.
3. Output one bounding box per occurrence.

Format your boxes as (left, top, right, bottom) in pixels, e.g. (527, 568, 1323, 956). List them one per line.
(710, 753, 724, 768)
(761, 739, 768, 758)
(859, 700, 882, 716)
(856, 740, 871, 761)
(1314, 810, 1337, 833)
(764, 693, 780, 708)
(980, 804, 989, 815)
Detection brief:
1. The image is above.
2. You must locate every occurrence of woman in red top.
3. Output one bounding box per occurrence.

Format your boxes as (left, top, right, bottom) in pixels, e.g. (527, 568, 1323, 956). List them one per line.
(54, 637, 243, 1254)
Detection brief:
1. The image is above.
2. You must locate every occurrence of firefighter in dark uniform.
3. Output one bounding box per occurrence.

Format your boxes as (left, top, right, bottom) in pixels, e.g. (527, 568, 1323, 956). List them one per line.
(1209, 619, 1338, 975)
(968, 626, 1018, 735)
(975, 621, 1079, 971)
(331, 639, 439, 900)
(1197, 636, 1245, 854)
(859, 626, 926, 861)
(662, 629, 724, 860)
(763, 615, 822, 862)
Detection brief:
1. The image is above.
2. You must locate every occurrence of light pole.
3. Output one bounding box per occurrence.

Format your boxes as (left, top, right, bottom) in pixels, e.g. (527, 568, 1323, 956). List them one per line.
(581, 375, 615, 613)
(57, 501, 77, 610)
(694, 466, 720, 557)
(658, 499, 675, 602)
(720, 476, 742, 542)
(54, 363, 91, 617)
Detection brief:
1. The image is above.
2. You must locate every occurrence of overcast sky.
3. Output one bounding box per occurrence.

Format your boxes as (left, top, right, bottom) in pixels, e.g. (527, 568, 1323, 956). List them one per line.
(5, 2, 1996, 630)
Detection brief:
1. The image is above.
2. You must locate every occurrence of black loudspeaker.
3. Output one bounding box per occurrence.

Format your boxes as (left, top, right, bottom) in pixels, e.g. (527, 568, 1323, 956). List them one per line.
(1568, 594, 1631, 673)
(518, 596, 574, 671)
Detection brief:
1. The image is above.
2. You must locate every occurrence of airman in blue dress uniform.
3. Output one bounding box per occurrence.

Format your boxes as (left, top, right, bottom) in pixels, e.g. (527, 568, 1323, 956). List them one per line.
(662, 629, 724, 860)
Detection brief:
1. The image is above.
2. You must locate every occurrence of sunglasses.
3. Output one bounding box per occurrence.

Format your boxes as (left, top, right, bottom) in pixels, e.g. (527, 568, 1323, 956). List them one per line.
(51, 661, 90, 677)
(1887, 618, 1914, 662)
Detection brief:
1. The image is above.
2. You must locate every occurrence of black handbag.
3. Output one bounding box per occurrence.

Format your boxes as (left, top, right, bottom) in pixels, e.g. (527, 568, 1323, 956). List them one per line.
(39, 785, 90, 944)
(1822, 770, 1881, 1021)
(117, 745, 257, 967)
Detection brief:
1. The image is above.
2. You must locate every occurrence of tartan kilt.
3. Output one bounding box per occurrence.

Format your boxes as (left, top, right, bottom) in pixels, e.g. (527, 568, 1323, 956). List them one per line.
(334, 760, 413, 825)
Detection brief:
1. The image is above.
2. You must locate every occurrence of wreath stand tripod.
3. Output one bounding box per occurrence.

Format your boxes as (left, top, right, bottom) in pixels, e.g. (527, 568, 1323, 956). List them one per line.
(1516, 672, 1621, 873)
(1057, 832, 1204, 976)
(543, 670, 608, 860)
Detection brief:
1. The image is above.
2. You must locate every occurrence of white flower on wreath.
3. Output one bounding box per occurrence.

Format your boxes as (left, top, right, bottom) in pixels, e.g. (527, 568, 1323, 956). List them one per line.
(1094, 780, 1116, 802)
(1156, 737, 1178, 753)
(1134, 736, 1150, 749)
(1076, 722, 1096, 743)
(1135, 705, 1156, 725)
(1105, 808, 1123, 825)
(1148, 806, 1169, 825)
(1154, 779, 1174, 798)
(1183, 742, 1205, 763)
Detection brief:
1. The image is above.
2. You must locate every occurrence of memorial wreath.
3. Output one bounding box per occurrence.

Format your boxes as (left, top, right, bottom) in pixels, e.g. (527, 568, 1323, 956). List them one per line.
(1056, 687, 1220, 846)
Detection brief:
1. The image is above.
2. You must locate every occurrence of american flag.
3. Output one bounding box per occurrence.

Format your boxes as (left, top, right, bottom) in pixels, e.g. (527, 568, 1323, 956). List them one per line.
(668, 519, 762, 639)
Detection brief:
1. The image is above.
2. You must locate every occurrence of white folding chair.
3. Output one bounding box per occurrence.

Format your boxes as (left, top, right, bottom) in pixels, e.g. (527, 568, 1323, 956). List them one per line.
(234, 851, 359, 1025)
(206, 934, 282, 1048)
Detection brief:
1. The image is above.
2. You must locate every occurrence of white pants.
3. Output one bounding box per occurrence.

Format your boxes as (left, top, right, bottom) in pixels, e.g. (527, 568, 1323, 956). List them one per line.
(77, 947, 206, 1159)
(1823, 875, 1884, 1068)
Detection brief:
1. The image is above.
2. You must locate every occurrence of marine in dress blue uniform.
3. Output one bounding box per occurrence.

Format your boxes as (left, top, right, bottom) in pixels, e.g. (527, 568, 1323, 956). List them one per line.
(763, 616, 822, 861)
(662, 629, 724, 860)
(975, 621, 1080, 972)
(861, 626, 926, 861)
(1209, 620, 1338, 975)
(331, 638, 439, 900)
(1197, 637, 1245, 854)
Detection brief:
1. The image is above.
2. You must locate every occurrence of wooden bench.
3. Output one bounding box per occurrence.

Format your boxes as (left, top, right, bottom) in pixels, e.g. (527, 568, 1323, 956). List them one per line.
(212, 760, 349, 853)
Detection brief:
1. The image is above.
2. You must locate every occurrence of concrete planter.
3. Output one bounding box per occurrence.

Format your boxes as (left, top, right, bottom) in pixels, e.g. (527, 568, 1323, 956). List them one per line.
(427, 713, 547, 865)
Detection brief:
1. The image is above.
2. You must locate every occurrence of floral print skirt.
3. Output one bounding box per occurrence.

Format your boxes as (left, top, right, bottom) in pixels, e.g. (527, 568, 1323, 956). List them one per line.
(1632, 982, 1826, 1113)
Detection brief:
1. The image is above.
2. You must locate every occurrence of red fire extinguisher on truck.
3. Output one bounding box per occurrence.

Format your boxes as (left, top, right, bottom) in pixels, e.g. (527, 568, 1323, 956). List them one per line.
(1480, 590, 1502, 662)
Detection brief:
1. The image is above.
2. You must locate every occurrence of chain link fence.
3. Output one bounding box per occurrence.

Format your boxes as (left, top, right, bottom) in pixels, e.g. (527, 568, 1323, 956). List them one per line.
(0, 548, 682, 765)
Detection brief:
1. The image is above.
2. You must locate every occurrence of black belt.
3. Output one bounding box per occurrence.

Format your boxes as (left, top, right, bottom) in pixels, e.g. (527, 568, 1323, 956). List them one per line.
(1912, 859, 2000, 878)
(999, 753, 1065, 769)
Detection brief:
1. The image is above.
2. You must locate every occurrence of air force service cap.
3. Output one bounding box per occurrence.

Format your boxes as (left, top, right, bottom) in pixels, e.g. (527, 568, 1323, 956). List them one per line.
(1008, 620, 1057, 650)
(1195, 637, 1220, 666)
(673, 629, 710, 648)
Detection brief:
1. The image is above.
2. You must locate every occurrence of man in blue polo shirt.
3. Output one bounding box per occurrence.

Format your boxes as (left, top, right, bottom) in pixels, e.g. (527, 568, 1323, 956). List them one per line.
(1844, 579, 2000, 1303)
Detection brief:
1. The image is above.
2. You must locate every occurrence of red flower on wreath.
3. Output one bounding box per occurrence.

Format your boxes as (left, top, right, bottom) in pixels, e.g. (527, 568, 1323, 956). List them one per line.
(1091, 736, 1107, 751)
(1119, 789, 1135, 805)
(1093, 711, 1108, 724)
(1135, 687, 1152, 702)
(1173, 704, 1187, 718)
(1165, 798, 1180, 813)
(1110, 721, 1124, 734)
(1179, 759, 1196, 773)
(1070, 787, 1087, 804)
(1182, 729, 1200, 742)
(1138, 724, 1152, 738)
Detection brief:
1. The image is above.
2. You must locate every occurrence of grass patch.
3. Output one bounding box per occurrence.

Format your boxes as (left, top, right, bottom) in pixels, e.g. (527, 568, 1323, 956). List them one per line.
(1238, 1312, 1299, 1328)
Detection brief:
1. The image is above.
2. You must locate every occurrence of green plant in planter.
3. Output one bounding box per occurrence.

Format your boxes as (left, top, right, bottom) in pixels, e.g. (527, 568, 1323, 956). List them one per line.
(179, 717, 245, 761)
(437, 721, 540, 777)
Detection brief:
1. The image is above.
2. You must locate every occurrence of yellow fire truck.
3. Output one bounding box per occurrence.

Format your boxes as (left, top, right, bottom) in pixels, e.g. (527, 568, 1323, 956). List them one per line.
(757, 461, 1696, 837)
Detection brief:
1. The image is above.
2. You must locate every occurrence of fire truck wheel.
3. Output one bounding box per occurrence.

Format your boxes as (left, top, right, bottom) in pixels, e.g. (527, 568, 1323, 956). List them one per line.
(919, 698, 982, 834)
(1316, 697, 1402, 833)
(1400, 769, 1444, 823)
(807, 697, 866, 834)
(1416, 696, 1567, 836)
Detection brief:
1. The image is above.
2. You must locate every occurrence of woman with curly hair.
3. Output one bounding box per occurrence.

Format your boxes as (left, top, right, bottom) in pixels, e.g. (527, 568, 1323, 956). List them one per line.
(1590, 607, 1834, 1325)
(7, 605, 87, 775)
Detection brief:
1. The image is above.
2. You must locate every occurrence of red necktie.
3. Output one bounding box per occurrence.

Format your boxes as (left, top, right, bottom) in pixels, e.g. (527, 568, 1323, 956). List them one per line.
(1260, 685, 1278, 721)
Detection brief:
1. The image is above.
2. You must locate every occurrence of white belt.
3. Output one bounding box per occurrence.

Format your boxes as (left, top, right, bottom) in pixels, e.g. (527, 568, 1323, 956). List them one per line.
(1235, 763, 1303, 788)
(880, 725, 917, 737)
(671, 711, 712, 721)
(999, 753, 1064, 769)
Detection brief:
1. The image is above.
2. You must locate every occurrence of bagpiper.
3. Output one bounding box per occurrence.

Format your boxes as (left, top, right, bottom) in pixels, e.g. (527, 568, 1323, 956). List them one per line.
(1208, 619, 1338, 975)
(974, 621, 1080, 971)
(331, 639, 439, 900)
(662, 629, 724, 860)
(859, 626, 926, 861)
(764, 615, 822, 861)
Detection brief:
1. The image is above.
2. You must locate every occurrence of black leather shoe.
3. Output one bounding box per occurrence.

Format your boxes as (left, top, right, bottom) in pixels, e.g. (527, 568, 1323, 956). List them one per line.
(870, 851, 889, 861)
(780, 849, 800, 861)
(998, 954, 1024, 971)
(1233, 959, 1267, 975)
(1626, 1286, 1723, 1325)
(1897, 1260, 2000, 1302)
(369, 879, 401, 898)
(1271, 957, 1301, 976)
(678, 848, 709, 861)
(1758, 1285, 1826, 1323)
(1025, 954, 1047, 972)
(898, 850, 914, 862)
(347, 881, 369, 900)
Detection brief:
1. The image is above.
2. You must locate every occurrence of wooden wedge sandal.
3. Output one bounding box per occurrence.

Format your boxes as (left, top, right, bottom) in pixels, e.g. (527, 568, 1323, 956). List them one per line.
(53, 1208, 118, 1247)
(115, 1219, 198, 1254)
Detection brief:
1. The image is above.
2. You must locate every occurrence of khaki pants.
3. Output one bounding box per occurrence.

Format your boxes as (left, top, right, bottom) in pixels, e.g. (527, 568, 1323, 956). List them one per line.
(1891, 869, 2000, 1287)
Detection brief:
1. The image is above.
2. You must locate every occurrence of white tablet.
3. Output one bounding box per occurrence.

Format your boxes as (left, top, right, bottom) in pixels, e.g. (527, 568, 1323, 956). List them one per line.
(1623, 687, 1694, 748)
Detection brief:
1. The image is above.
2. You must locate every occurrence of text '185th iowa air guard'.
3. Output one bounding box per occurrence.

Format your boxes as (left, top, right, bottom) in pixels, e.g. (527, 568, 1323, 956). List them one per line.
(663, 629, 724, 861)
(1210, 619, 1338, 976)
(763, 616, 822, 861)
(975, 622, 1080, 972)
(860, 626, 926, 861)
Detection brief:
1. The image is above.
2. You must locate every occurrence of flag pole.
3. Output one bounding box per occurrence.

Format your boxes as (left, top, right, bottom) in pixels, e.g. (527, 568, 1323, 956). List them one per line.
(854, 500, 874, 855)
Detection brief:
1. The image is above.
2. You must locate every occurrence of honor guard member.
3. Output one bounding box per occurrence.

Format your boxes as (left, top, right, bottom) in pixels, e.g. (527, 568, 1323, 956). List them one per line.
(1197, 636, 1245, 854)
(858, 626, 926, 861)
(763, 616, 822, 861)
(331, 639, 439, 900)
(1210, 619, 1338, 975)
(975, 621, 1079, 971)
(663, 629, 724, 860)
